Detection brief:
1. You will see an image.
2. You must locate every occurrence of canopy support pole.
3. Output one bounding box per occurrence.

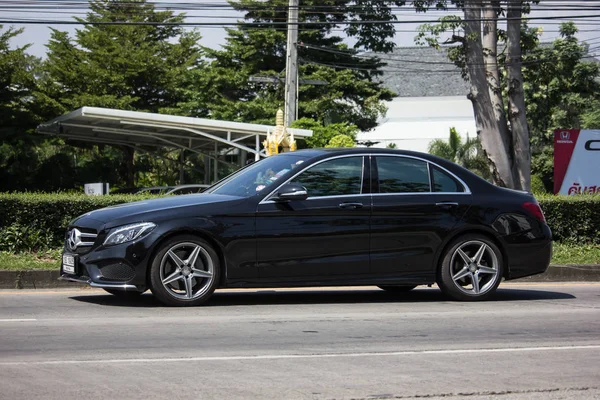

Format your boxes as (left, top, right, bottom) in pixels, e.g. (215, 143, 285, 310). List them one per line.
(179, 149, 185, 184)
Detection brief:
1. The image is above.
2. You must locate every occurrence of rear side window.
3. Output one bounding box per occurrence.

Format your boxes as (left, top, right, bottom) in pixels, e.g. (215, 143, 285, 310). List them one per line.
(376, 157, 430, 193)
(432, 166, 464, 193)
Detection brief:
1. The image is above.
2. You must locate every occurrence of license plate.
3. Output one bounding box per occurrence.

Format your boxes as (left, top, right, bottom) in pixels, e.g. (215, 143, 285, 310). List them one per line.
(62, 254, 77, 274)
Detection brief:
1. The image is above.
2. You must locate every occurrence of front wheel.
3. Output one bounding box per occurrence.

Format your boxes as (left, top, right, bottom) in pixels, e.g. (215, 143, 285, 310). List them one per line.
(149, 235, 220, 307)
(437, 234, 503, 301)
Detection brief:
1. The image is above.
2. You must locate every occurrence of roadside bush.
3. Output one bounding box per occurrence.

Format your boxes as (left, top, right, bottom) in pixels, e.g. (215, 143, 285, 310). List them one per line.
(530, 174, 547, 195)
(0, 223, 54, 252)
(0, 192, 598, 253)
(537, 194, 600, 245)
(0, 193, 160, 252)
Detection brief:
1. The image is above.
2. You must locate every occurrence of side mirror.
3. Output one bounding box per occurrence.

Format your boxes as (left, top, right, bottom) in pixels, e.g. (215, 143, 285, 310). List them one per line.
(274, 184, 308, 202)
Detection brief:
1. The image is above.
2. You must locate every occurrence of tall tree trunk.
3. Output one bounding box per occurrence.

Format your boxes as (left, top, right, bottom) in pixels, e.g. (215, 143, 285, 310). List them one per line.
(482, 0, 513, 169)
(463, 0, 515, 188)
(507, 0, 531, 191)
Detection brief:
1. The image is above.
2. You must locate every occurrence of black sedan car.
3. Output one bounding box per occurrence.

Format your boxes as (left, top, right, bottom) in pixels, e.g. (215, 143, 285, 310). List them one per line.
(60, 148, 552, 306)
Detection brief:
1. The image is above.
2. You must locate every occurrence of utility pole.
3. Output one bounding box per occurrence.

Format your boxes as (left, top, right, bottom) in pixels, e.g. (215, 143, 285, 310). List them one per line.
(283, 0, 299, 128)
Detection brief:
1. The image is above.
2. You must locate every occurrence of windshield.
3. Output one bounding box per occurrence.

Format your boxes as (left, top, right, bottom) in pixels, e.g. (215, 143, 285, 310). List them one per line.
(208, 153, 311, 197)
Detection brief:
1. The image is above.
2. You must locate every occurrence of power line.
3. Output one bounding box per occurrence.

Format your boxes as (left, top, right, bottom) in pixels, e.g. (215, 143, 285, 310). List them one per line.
(299, 43, 600, 73)
(300, 40, 600, 67)
(3, 12, 600, 26)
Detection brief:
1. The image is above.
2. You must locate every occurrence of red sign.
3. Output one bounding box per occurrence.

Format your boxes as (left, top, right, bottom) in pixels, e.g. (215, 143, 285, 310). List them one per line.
(554, 129, 600, 194)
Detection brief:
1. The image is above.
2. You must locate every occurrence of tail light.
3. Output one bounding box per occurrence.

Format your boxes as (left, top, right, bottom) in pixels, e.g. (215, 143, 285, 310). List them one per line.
(522, 202, 545, 222)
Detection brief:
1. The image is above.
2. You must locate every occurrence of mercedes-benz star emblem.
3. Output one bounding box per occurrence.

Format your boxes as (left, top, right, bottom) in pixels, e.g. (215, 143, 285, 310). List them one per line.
(68, 228, 82, 250)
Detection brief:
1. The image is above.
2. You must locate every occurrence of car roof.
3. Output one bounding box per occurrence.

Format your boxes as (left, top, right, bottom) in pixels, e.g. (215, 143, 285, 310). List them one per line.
(292, 147, 454, 165)
(293, 147, 435, 157)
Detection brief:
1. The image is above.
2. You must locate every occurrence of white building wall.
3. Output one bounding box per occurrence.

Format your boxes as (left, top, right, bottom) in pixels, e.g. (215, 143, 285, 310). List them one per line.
(357, 96, 477, 153)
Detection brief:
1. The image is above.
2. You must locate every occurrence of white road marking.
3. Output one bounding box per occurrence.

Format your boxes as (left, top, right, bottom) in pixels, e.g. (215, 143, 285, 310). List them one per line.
(0, 319, 37, 322)
(2, 345, 599, 366)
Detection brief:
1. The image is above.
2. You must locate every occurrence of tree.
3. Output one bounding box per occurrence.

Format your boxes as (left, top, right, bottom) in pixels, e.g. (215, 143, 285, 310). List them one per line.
(0, 26, 50, 191)
(428, 127, 490, 179)
(521, 22, 600, 190)
(0, 26, 39, 139)
(194, 0, 396, 132)
(416, 1, 535, 190)
(326, 134, 355, 148)
(41, 0, 204, 186)
(292, 118, 358, 148)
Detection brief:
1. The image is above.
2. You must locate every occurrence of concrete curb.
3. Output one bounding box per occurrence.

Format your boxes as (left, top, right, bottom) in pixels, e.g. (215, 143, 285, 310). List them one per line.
(0, 265, 599, 289)
(515, 264, 600, 282)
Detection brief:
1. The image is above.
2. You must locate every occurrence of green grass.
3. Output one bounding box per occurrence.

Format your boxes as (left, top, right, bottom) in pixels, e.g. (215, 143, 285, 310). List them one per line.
(551, 243, 600, 265)
(0, 244, 598, 271)
(0, 249, 61, 271)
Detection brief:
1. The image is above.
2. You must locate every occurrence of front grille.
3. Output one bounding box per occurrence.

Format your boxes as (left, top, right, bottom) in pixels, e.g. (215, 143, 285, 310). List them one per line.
(99, 264, 135, 281)
(65, 227, 98, 254)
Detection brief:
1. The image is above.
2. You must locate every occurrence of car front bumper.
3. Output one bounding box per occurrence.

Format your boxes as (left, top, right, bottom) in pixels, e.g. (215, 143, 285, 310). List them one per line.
(58, 274, 139, 291)
(59, 233, 158, 291)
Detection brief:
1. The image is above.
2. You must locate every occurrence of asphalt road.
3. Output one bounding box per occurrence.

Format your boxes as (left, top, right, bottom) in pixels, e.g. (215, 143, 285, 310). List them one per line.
(1, 284, 599, 400)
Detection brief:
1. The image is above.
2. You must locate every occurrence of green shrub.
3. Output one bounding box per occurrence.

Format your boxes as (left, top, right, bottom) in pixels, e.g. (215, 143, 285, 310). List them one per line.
(0, 192, 598, 253)
(0, 193, 160, 252)
(0, 223, 53, 252)
(530, 174, 547, 195)
(537, 194, 600, 245)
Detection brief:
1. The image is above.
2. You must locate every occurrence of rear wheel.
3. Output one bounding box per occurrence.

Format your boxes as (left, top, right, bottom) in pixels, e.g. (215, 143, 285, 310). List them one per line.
(378, 285, 417, 293)
(149, 235, 220, 307)
(437, 234, 503, 301)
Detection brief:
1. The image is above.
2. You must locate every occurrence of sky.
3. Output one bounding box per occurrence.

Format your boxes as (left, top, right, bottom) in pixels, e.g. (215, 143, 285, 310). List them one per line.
(4, 2, 600, 58)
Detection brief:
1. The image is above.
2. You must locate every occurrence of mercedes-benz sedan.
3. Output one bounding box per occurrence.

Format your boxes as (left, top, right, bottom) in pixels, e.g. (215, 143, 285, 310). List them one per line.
(60, 148, 552, 306)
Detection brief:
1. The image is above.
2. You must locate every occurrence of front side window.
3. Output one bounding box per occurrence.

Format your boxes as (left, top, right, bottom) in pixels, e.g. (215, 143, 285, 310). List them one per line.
(376, 157, 430, 193)
(290, 156, 363, 197)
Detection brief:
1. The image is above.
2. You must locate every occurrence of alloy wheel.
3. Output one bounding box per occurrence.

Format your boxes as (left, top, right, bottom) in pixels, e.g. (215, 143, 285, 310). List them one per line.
(449, 240, 500, 296)
(159, 242, 214, 300)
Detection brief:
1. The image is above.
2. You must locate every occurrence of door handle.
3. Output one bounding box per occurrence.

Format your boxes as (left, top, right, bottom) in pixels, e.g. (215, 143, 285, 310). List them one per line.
(339, 202, 364, 209)
(436, 202, 459, 208)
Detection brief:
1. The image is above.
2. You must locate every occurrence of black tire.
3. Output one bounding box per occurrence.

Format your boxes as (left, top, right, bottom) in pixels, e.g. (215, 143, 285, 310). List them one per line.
(103, 288, 145, 298)
(437, 233, 503, 301)
(378, 285, 417, 293)
(149, 235, 220, 307)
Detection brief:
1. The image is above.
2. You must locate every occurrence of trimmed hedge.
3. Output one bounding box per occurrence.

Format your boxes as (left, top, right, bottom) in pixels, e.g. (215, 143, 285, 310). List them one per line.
(0, 193, 160, 252)
(0, 192, 598, 252)
(537, 194, 600, 245)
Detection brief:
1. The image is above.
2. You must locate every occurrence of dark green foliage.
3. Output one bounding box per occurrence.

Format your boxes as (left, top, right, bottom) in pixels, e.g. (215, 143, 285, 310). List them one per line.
(0, 26, 41, 139)
(0, 26, 51, 190)
(0, 193, 160, 251)
(530, 174, 547, 195)
(522, 23, 600, 190)
(43, 0, 204, 114)
(537, 195, 600, 245)
(197, 0, 395, 131)
(1, 1, 208, 191)
(427, 127, 491, 180)
(291, 118, 358, 148)
(0, 192, 598, 253)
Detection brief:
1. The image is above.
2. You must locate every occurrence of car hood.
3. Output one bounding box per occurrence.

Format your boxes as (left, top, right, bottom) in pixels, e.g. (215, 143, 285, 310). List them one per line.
(71, 193, 243, 229)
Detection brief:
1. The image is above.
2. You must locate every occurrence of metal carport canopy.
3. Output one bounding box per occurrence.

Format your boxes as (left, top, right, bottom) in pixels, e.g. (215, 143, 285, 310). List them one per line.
(37, 107, 313, 184)
(37, 106, 313, 161)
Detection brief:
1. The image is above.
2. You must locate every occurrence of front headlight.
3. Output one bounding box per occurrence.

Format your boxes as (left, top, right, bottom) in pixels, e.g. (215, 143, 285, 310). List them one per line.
(103, 222, 156, 246)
